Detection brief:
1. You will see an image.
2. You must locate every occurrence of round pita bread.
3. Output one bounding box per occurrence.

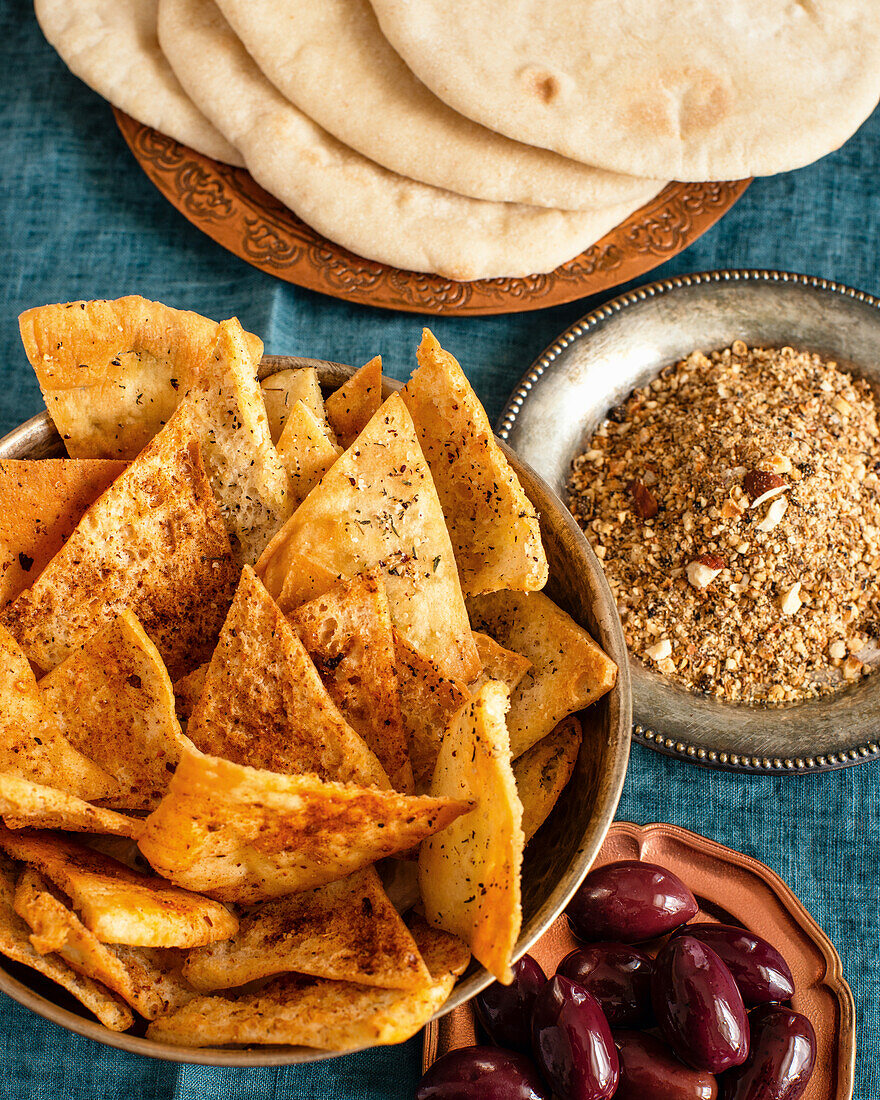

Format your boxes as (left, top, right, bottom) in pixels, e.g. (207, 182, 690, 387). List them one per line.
(212, 0, 662, 210)
(35, 0, 243, 167)
(157, 0, 665, 281)
(370, 0, 880, 180)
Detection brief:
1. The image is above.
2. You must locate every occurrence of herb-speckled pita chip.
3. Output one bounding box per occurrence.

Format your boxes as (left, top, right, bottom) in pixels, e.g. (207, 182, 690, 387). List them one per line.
(0, 775, 140, 837)
(513, 715, 582, 844)
(261, 367, 331, 443)
(471, 631, 532, 693)
(324, 357, 383, 451)
(275, 401, 342, 507)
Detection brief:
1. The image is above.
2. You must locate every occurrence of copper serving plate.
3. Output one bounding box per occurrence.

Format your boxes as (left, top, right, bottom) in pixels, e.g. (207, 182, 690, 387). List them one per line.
(113, 109, 749, 316)
(423, 821, 855, 1100)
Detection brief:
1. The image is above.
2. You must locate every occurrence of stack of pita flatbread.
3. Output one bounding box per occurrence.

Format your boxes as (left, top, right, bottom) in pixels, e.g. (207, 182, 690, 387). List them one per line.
(33, 0, 880, 280)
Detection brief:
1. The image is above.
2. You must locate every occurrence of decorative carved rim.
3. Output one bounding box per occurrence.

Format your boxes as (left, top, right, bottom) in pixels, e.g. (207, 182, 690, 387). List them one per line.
(113, 109, 750, 316)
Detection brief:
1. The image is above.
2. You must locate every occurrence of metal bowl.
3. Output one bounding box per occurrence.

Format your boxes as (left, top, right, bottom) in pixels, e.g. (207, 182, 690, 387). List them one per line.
(0, 356, 632, 1064)
(499, 269, 880, 775)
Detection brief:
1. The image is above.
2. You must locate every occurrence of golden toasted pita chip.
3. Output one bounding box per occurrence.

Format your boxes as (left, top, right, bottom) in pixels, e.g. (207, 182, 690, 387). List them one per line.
(147, 917, 467, 1049)
(187, 567, 387, 787)
(468, 591, 617, 759)
(0, 775, 140, 837)
(471, 631, 532, 693)
(138, 747, 471, 904)
(419, 681, 523, 984)
(324, 356, 383, 450)
(290, 571, 411, 792)
(184, 866, 429, 993)
(0, 406, 238, 679)
(400, 331, 547, 596)
(395, 632, 469, 795)
(14, 868, 194, 1019)
(513, 715, 582, 844)
(19, 296, 263, 459)
(276, 401, 342, 506)
(173, 665, 208, 721)
(0, 627, 116, 800)
(39, 609, 188, 810)
(0, 855, 133, 1031)
(261, 368, 334, 445)
(0, 827, 238, 947)
(0, 459, 127, 607)
(258, 393, 479, 683)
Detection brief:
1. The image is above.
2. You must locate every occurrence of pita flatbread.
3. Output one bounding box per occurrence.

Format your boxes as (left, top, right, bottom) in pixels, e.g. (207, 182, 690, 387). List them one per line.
(0, 405, 238, 679)
(186, 566, 388, 787)
(138, 747, 471, 903)
(261, 368, 334, 445)
(0, 775, 140, 837)
(35, 0, 242, 165)
(275, 401, 342, 506)
(258, 393, 479, 683)
(401, 330, 547, 596)
(324, 357, 383, 451)
(19, 296, 262, 458)
(468, 590, 617, 758)
(0, 459, 126, 607)
(513, 716, 582, 843)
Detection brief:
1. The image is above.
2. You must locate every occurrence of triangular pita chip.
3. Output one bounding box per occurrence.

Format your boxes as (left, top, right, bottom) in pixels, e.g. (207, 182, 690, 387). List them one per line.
(186, 566, 388, 787)
(471, 631, 532, 693)
(257, 392, 479, 683)
(0, 827, 238, 948)
(0, 405, 238, 678)
(261, 367, 334, 444)
(0, 854, 133, 1031)
(324, 356, 383, 450)
(173, 664, 208, 721)
(468, 590, 617, 758)
(183, 866, 430, 992)
(0, 459, 127, 607)
(0, 626, 116, 800)
(14, 868, 194, 1019)
(275, 400, 342, 507)
(19, 296, 263, 459)
(400, 330, 547, 596)
(513, 715, 582, 844)
(0, 775, 140, 837)
(39, 609, 188, 810)
(419, 680, 523, 983)
(289, 571, 411, 792)
(138, 747, 471, 904)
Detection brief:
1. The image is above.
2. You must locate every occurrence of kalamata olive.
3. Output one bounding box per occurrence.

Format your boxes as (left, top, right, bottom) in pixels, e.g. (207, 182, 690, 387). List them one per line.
(652, 935, 749, 1073)
(416, 1046, 550, 1100)
(567, 860, 698, 943)
(531, 975, 619, 1100)
(556, 944, 653, 1027)
(614, 1030, 718, 1100)
(720, 1005, 816, 1100)
(476, 954, 547, 1051)
(672, 925, 794, 1004)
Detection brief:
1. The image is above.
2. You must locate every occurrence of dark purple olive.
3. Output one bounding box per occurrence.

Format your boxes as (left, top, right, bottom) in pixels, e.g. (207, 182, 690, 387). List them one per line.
(556, 944, 653, 1027)
(475, 954, 546, 1052)
(672, 925, 794, 1005)
(614, 1030, 718, 1100)
(416, 1046, 549, 1100)
(652, 935, 749, 1073)
(567, 861, 698, 943)
(531, 975, 619, 1100)
(720, 1005, 816, 1100)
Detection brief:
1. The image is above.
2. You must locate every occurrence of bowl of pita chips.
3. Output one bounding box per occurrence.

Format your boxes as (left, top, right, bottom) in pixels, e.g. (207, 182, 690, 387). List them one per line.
(0, 297, 630, 1063)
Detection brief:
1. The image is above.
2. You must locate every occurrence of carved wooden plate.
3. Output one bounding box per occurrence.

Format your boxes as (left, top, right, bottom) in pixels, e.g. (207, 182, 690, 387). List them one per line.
(422, 821, 855, 1100)
(113, 110, 750, 316)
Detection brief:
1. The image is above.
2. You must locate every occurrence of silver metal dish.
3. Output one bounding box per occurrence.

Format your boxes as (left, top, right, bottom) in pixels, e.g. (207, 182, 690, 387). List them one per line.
(0, 357, 631, 1064)
(499, 269, 880, 775)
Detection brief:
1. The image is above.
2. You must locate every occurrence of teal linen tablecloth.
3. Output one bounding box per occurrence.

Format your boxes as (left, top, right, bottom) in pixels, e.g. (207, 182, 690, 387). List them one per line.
(1, 4, 878, 1097)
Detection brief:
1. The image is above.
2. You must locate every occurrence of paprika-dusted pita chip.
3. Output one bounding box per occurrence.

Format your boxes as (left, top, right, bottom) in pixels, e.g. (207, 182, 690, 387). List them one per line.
(39, 609, 188, 810)
(0, 854, 133, 1031)
(0, 405, 238, 679)
(173, 665, 208, 721)
(0, 459, 127, 607)
(419, 680, 523, 983)
(275, 401, 342, 507)
(324, 356, 383, 450)
(258, 393, 479, 683)
(261, 367, 333, 444)
(18, 296, 263, 459)
(468, 590, 617, 758)
(183, 866, 430, 992)
(290, 571, 411, 792)
(0, 775, 140, 837)
(471, 631, 532, 693)
(186, 566, 388, 788)
(138, 747, 471, 904)
(513, 715, 582, 844)
(400, 331, 547, 596)
(0, 827, 238, 947)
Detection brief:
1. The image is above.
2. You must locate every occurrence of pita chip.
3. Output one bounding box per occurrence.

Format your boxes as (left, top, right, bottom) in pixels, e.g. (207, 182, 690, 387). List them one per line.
(173, 664, 208, 721)
(471, 631, 532, 693)
(0, 775, 140, 837)
(400, 330, 547, 595)
(138, 747, 471, 904)
(513, 715, 582, 844)
(275, 400, 342, 507)
(324, 356, 383, 450)
(261, 367, 334, 444)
